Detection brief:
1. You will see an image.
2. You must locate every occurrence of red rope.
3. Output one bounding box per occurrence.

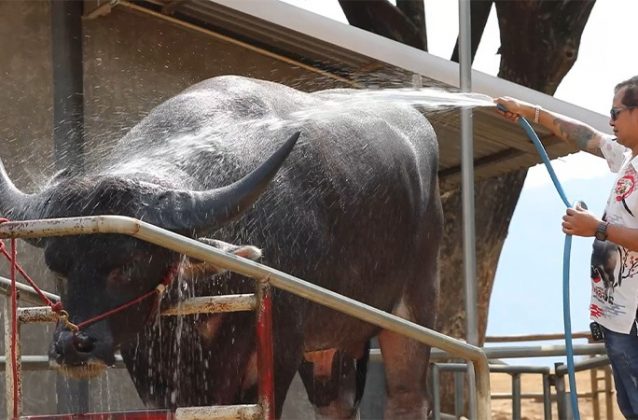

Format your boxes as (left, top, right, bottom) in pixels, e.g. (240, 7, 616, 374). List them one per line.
(0, 218, 178, 331)
(75, 265, 178, 331)
(0, 218, 178, 417)
(0, 242, 57, 309)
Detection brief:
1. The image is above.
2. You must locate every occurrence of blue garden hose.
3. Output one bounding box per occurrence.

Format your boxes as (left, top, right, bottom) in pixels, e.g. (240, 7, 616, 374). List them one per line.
(496, 104, 581, 419)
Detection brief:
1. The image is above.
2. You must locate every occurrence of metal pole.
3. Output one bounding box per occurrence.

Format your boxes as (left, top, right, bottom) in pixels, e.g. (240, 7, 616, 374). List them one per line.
(51, 1, 88, 411)
(590, 367, 600, 420)
(512, 373, 521, 420)
(604, 366, 613, 420)
(458, 0, 477, 348)
(51, 0, 85, 174)
(0, 276, 59, 306)
(0, 215, 493, 419)
(459, 0, 478, 415)
(454, 370, 464, 417)
(466, 362, 477, 420)
(542, 373, 552, 420)
(554, 363, 573, 420)
(431, 364, 441, 420)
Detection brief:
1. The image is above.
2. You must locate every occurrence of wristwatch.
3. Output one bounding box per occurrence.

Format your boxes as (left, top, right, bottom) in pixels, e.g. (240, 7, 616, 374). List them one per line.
(595, 221, 609, 241)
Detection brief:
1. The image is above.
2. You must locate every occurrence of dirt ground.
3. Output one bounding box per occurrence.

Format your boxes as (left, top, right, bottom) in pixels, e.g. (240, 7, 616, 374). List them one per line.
(490, 369, 623, 419)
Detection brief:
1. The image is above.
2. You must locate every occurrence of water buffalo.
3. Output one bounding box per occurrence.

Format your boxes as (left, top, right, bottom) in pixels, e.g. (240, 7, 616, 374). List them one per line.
(0, 76, 442, 419)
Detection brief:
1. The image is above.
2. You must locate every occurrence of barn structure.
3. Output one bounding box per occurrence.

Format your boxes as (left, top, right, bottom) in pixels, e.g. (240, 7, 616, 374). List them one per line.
(0, 0, 609, 417)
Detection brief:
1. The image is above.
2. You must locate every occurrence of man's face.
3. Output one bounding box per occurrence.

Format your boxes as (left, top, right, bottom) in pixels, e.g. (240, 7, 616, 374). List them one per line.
(610, 87, 638, 151)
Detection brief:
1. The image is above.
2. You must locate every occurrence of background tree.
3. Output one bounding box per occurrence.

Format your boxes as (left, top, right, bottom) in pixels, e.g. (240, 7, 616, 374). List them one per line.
(339, 0, 596, 413)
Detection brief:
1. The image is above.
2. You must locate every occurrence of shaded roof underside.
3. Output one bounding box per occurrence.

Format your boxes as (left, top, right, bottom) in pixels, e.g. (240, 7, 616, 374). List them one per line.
(94, 0, 582, 190)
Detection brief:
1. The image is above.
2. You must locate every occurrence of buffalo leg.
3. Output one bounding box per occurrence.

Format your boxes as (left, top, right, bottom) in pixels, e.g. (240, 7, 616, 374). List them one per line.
(377, 187, 442, 419)
(299, 344, 369, 419)
(378, 297, 433, 419)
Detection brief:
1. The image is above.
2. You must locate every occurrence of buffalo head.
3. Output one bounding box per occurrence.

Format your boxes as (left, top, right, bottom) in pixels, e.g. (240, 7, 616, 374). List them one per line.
(0, 132, 299, 379)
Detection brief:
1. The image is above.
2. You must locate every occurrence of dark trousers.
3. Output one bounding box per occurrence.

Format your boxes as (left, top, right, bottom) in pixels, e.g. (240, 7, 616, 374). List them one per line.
(602, 326, 638, 419)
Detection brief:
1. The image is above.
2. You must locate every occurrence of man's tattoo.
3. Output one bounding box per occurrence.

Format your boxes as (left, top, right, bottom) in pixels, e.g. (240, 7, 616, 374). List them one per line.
(553, 118, 594, 150)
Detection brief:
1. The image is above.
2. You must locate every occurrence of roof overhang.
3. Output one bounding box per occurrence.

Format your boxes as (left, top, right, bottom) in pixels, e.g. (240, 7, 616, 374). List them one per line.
(89, 0, 610, 190)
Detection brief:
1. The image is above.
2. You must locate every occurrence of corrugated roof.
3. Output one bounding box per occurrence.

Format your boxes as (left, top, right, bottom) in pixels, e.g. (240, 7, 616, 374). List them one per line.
(105, 0, 611, 190)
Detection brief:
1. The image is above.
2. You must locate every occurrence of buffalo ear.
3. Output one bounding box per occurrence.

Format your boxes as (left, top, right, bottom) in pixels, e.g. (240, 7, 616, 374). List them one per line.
(146, 131, 301, 233)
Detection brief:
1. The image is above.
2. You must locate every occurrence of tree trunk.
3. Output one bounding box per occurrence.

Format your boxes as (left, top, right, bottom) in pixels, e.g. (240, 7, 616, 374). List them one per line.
(436, 0, 595, 413)
(451, 0, 493, 64)
(338, 0, 427, 50)
(437, 0, 595, 351)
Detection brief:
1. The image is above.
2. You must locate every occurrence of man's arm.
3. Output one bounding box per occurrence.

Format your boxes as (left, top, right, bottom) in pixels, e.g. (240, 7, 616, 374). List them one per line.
(495, 97, 611, 157)
(606, 224, 638, 252)
(563, 206, 638, 252)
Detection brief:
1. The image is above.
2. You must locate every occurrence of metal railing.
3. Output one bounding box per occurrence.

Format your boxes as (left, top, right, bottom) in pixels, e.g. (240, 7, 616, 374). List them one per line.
(0, 215, 492, 419)
(368, 340, 609, 420)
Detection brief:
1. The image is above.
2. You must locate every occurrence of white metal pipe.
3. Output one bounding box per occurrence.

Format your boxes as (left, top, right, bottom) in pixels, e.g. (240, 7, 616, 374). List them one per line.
(17, 306, 58, 324)
(486, 332, 591, 342)
(369, 343, 606, 362)
(555, 355, 610, 374)
(434, 363, 550, 375)
(459, 0, 478, 415)
(0, 355, 126, 371)
(480, 344, 606, 360)
(0, 276, 59, 305)
(161, 295, 257, 316)
(0, 215, 492, 418)
(175, 404, 262, 420)
(458, 0, 477, 351)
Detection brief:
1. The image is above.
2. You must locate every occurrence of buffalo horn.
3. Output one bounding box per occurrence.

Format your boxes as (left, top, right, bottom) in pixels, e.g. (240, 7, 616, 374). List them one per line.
(0, 160, 39, 221)
(150, 131, 300, 232)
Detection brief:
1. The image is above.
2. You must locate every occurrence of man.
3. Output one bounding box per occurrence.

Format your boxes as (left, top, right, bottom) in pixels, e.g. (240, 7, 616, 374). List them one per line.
(496, 76, 638, 418)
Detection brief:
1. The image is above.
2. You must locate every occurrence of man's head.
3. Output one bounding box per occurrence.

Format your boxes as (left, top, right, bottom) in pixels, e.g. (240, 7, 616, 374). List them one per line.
(612, 76, 638, 152)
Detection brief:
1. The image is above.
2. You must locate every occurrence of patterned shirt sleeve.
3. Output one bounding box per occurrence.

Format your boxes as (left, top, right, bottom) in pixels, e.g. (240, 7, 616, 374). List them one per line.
(600, 137, 628, 173)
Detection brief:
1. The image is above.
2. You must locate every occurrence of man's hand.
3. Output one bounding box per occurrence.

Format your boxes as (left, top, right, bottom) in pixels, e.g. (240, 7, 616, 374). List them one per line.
(562, 203, 601, 237)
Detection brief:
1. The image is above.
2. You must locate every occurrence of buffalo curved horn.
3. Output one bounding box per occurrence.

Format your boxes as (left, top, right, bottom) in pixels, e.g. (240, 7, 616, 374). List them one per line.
(150, 131, 301, 233)
(0, 160, 40, 221)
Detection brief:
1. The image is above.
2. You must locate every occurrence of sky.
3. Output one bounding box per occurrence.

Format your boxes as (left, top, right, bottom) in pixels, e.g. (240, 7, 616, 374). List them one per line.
(280, 0, 638, 366)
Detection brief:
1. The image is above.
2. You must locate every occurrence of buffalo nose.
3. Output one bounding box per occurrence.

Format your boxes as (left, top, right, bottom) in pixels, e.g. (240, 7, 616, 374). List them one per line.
(54, 330, 96, 363)
(72, 332, 95, 353)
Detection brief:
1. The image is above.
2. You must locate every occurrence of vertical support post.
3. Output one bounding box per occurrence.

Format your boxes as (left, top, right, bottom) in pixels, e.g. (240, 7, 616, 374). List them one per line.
(459, 0, 479, 414)
(590, 367, 600, 420)
(604, 366, 613, 420)
(256, 279, 275, 420)
(554, 364, 573, 420)
(458, 0, 476, 346)
(51, 0, 85, 174)
(454, 370, 464, 418)
(431, 364, 441, 420)
(511, 373, 521, 420)
(4, 264, 21, 419)
(466, 361, 477, 420)
(542, 373, 552, 420)
(51, 2, 89, 411)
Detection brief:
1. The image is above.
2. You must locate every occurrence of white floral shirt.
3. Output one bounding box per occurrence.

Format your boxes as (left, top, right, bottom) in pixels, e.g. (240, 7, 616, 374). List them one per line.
(590, 137, 638, 333)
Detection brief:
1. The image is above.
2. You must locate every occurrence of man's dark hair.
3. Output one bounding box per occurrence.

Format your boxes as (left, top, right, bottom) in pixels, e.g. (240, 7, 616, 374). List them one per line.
(615, 76, 638, 106)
